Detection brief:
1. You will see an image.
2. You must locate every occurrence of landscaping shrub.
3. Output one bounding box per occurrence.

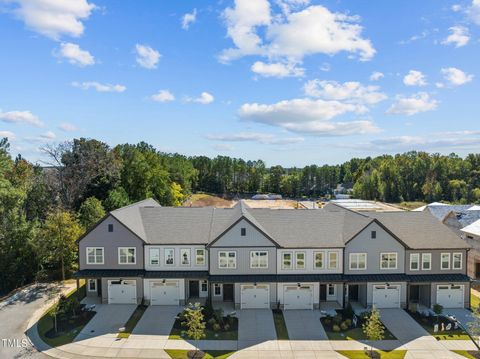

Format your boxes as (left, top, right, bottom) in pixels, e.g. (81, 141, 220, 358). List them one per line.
(324, 317, 332, 326)
(344, 302, 354, 319)
(213, 323, 221, 332)
(208, 318, 217, 326)
(344, 318, 352, 327)
(224, 323, 230, 331)
(340, 321, 349, 331)
(333, 314, 343, 325)
(332, 324, 341, 332)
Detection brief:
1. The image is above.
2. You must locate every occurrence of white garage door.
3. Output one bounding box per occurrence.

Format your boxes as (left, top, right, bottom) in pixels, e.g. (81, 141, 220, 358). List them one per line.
(240, 285, 269, 309)
(372, 285, 400, 308)
(151, 281, 179, 305)
(283, 285, 313, 310)
(108, 280, 137, 304)
(436, 285, 464, 308)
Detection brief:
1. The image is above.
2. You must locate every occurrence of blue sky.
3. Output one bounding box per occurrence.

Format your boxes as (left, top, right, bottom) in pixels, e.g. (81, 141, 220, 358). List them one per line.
(1, 0, 480, 166)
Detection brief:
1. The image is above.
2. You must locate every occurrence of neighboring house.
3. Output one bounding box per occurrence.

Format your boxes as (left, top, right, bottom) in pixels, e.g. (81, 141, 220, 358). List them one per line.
(414, 203, 480, 279)
(75, 199, 470, 310)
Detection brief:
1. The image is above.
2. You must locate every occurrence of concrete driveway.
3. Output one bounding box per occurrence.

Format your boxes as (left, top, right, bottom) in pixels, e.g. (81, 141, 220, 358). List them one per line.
(379, 308, 430, 342)
(132, 306, 181, 337)
(442, 308, 474, 326)
(237, 309, 276, 343)
(283, 310, 328, 340)
(74, 304, 137, 341)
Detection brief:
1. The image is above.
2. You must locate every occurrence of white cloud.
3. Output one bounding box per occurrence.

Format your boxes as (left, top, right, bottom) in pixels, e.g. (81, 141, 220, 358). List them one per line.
(452, 4, 462, 12)
(403, 70, 427, 86)
(7, 0, 96, 40)
(186, 92, 214, 104)
(442, 26, 470, 47)
(56, 42, 95, 66)
(135, 44, 161, 69)
(251, 61, 304, 78)
(151, 90, 175, 103)
(320, 62, 331, 72)
(304, 80, 387, 105)
(0, 131, 16, 140)
(0, 110, 44, 127)
(220, 0, 375, 72)
(72, 81, 126, 92)
(441, 67, 474, 86)
(369, 71, 384, 81)
(39, 131, 56, 140)
(58, 122, 77, 132)
(398, 31, 429, 45)
(386, 92, 438, 116)
(207, 132, 304, 144)
(468, 0, 480, 25)
(181, 9, 197, 30)
(239, 98, 380, 136)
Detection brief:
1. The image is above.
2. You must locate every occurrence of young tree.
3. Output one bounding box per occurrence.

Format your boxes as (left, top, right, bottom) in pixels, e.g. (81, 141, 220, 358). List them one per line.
(362, 308, 385, 358)
(181, 302, 206, 358)
(39, 209, 84, 281)
(465, 306, 480, 349)
(78, 197, 106, 230)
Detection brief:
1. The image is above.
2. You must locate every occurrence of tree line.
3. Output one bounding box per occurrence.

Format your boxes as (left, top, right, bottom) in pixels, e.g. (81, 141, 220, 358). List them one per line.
(1, 136, 480, 294)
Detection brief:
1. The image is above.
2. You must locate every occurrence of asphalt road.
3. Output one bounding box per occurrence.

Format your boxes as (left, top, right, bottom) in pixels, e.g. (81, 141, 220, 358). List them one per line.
(0, 283, 60, 359)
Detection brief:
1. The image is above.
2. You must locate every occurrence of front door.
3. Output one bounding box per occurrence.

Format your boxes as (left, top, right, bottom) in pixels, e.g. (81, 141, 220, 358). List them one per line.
(320, 284, 327, 301)
(349, 285, 359, 301)
(97, 279, 102, 297)
(223, 284, 234, 302)
(409, 285, 420, 302)
(189, 280, 199, 297)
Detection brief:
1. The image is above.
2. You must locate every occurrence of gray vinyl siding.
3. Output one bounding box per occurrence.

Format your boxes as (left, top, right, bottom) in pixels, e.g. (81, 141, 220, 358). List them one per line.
(100, 277, 143, 304)
(405, 249, 468, 275)
(210, 219, 276, 247)
(79, 215, 144, 270)
(344, 222, 405, 274)
(209, 247, 277, 275)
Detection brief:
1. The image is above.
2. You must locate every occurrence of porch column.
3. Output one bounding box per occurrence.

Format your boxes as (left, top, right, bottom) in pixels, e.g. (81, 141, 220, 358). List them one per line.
(76, 278, 80, 291)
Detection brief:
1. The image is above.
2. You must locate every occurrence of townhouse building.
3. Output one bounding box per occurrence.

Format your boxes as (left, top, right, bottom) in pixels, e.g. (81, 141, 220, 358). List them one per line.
(76, 199, 471, 311)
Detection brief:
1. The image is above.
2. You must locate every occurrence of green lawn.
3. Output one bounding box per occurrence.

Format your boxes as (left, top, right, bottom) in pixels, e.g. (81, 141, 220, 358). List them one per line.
(169, 316, 238, 340)
(452, 351, 480, 359)
(37, 284, 94, 347)
(272, 310, 289, 340)
(471, 291, 480, 310)
(117, 304, 147, 339)
(321, 316, 396, 341)
(165, 349, 234, 359)
(406, 310, 470, 340)
(337, 350, 407, 359)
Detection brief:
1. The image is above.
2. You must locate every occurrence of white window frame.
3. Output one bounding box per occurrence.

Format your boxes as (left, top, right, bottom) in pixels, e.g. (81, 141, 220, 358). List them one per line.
(218, 251, 236, 269)
(250, 251, 268, 269)
(180, 248, 191, 266)
(349, 253, 367, 270)
(118, 247, 136, 265)
(410, 253, 420, 271)
(86, 247, 104, 264)
(87, 279, 97, 292)
(165, 248, 175, 266)
(149, 248, 160, 266)
(314, 251, 324, 269)
(195, 249, 205, 266)
(213, 283, 222, 296)
(453, 252, 462, 270)
(422, 253, 432, 270)
(380, 252, 398, 270)
(327, 284, 336, 296)
(282, 251, 293, 270)
(295, 251, 306, 270)
(441, 252, 451, 270)
(328, 251, 338, 269)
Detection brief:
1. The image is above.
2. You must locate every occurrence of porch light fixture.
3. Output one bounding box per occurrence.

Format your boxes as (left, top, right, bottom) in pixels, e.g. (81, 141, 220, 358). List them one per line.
(297, 283, 301, 288)
(162, 279, 166, 284)
(254, 282, 257, 286)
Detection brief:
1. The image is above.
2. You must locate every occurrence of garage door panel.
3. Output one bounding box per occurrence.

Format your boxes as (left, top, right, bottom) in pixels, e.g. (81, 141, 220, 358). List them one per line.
(108, 280, 137, 304)
(151, 281, 180, 305)
(372, 285, 400, 308)
(241, 285, 269, 309)
(436, 285, 464, 308)
(283, 286, 313, 310)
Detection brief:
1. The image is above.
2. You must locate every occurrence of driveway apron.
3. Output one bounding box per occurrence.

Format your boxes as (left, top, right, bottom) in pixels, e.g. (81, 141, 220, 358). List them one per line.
(283, 310, 328, 340)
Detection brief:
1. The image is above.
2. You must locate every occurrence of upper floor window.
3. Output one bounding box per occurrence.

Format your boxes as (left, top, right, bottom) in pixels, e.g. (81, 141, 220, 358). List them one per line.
(108, 224, 114, 232)
(422, 253, 432, 270)
(282, 252, 292, 270)
(181, 248, 191, 266)
(371, 231, 376, 239)
(380, 252, 397, 269)
(118, 247, 136, 264)
(86, 247, 104, 264)
(328, 251, 338, 269)
(250, 251, 268, 268)
(149, 248, 160, 265)
(165, 248, 174, 266)
(218, 251, 236, 269)
(349, 253, 367, 270)
(195, 249, 205, 266)
(241, 228, 246, 236)
(295, 252, 306, 269)
(441, 253, 451, 270)
(453, 252, 462, 269)
(410, 253, 420, 271)
(314, 252, 324, 269)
